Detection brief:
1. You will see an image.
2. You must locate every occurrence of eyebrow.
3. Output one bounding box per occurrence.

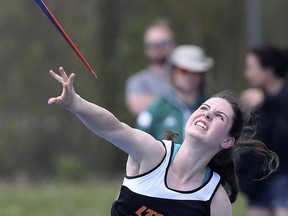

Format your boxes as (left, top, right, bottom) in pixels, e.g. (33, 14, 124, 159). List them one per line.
(202, 103, 229, 120)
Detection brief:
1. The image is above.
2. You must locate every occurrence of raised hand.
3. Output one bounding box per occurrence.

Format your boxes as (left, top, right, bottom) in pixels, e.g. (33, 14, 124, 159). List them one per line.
(48, 67, 78, 111)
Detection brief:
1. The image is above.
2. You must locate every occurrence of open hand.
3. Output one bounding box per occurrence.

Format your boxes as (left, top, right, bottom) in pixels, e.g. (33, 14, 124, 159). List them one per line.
(48, 67, 78, 111)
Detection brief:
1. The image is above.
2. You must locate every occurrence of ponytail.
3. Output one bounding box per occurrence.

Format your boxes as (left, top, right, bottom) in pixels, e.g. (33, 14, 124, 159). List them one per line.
(164, 130, 179, 141)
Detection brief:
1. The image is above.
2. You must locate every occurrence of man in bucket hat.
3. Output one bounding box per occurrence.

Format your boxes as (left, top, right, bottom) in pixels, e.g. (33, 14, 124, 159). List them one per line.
(137, 45, 214, 142)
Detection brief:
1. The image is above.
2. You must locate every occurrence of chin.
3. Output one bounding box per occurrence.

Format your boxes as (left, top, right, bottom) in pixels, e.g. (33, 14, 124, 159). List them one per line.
(186, 128, 206, 140)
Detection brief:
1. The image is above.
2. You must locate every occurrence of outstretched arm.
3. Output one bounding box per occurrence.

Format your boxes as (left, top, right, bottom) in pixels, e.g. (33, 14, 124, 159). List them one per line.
(48, 67, 164, 163)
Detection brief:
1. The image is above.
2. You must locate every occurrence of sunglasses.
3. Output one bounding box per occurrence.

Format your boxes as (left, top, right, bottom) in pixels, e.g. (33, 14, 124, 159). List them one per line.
(172, 65, 202, 75)
(145, 39, 173, 49)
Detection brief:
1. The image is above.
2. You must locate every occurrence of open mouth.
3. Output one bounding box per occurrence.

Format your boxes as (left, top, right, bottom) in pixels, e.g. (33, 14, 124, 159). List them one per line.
(195, 121, 208, 131)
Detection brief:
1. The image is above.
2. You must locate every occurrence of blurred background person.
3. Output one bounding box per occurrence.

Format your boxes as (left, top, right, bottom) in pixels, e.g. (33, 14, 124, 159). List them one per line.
(125, 19, 175, 116)
(137, 45, 214, 142)
(238, 45, 288, 216)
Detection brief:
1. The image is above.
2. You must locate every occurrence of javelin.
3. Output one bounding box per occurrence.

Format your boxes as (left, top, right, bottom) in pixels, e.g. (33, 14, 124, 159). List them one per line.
(35, 0, 97, 78)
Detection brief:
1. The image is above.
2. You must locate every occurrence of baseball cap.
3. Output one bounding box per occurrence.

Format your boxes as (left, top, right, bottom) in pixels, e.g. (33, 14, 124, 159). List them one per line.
(170, 45, 214, 72)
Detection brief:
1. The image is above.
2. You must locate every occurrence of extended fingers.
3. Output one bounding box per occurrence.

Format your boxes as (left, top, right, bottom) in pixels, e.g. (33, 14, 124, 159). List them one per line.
(62, 73, 75, 92)
(67, 73, 75, 87)
(48, 67, 76, 109)
(50, 67, 73, 84)
(59, 67, 69, 82)
(49, 70, 63, 83)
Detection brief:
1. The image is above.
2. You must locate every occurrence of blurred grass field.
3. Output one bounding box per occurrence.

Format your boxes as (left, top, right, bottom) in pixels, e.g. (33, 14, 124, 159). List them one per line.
(0, 180, 247, 216)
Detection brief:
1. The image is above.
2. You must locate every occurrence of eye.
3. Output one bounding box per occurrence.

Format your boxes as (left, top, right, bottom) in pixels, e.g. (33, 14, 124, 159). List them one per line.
(215, 113, 224, 121)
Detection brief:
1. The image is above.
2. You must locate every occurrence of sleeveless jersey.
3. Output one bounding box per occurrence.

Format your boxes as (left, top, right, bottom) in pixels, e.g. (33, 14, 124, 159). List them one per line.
(111, 140, 221, 216)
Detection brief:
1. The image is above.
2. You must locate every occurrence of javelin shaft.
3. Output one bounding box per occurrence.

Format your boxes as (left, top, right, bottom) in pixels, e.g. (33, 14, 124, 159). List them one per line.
(35, 0, 97, 78)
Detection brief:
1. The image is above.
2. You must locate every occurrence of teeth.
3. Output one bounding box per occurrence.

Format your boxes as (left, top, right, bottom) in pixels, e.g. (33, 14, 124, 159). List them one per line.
(196, 122, 207, 131)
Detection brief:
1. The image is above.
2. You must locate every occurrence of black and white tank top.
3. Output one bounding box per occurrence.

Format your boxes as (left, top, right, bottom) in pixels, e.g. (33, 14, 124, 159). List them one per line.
(111, 140, 221, 216)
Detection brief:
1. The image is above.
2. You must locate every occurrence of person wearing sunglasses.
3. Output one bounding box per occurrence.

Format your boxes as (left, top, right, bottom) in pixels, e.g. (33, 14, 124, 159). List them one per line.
(125, 19, 175, 116)
(137, 45, 214, 143)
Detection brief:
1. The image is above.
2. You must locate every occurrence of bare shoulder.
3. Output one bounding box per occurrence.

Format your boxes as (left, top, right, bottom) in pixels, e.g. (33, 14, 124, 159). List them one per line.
(126, 139, 166, 176)
(211, 184, 232, 216)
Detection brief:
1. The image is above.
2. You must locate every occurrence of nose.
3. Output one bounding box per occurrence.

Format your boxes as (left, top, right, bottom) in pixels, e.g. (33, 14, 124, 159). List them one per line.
(203, 112, 213, 120)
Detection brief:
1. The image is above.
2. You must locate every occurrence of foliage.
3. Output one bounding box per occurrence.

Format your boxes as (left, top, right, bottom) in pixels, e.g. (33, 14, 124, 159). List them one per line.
(54, 154, 86, 181)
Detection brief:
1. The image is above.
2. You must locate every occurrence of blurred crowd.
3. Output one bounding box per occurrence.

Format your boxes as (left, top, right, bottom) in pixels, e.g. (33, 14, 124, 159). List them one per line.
(124, 18, 288, 216)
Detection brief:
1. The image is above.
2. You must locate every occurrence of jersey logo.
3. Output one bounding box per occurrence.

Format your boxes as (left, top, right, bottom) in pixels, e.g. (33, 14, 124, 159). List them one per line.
(135, 205, 164, 216)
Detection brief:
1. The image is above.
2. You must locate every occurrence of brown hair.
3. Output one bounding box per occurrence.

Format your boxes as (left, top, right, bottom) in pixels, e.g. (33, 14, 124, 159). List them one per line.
(165, 90, 279, 203)
(208, 90, 279, 203)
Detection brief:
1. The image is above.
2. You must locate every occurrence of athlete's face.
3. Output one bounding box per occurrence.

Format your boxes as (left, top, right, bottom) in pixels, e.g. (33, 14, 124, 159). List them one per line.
(185, 97, 235, 149)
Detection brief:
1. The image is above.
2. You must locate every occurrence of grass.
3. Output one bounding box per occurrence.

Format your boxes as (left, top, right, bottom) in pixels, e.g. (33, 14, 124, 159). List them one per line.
(0, 181, 120, 216)
(0, 180, 247, 216)
(233, 193, 247, 216)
